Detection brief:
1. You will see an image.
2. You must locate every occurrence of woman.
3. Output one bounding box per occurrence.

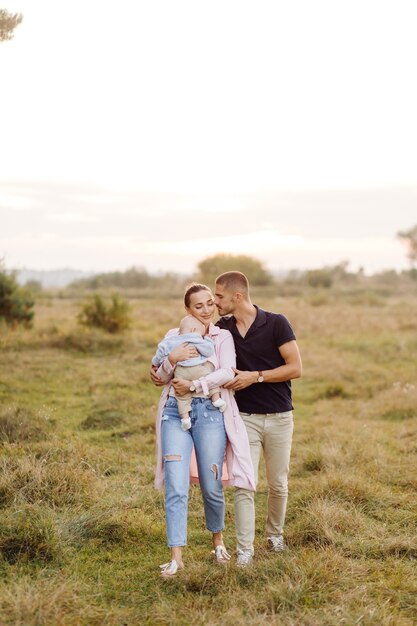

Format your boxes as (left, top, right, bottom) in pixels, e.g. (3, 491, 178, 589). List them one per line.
(152, 283, 255, 577)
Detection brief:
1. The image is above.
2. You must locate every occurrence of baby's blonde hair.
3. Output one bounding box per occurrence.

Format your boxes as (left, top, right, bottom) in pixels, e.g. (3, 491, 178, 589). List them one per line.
(179, 315, 205, 335)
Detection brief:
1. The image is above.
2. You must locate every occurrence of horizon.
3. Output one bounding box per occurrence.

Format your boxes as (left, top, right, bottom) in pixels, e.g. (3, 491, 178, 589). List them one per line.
(13, 253, 414, 290)
(2, 182, 416, 276)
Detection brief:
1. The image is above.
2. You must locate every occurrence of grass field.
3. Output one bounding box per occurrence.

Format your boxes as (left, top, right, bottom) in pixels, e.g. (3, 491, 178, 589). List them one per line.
(0, 291, 416, 625)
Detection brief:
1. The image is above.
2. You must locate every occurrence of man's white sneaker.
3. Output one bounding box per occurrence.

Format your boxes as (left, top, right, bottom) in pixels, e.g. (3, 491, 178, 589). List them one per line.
(236, 549, 253, 567)
(267, 535, 286, 552)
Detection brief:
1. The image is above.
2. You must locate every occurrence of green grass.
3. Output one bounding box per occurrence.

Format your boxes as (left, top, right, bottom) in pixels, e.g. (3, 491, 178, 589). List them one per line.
(0, 295, 416, 625)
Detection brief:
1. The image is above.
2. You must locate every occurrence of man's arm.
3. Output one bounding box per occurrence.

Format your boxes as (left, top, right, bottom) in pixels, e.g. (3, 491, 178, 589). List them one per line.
(223, 340, 302, 391)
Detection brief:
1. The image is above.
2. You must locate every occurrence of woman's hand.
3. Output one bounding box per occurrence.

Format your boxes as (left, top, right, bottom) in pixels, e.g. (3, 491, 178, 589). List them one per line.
(149, 365, 164, 386)
(171, 377, 192, 396)
(168, 343, 199, 365)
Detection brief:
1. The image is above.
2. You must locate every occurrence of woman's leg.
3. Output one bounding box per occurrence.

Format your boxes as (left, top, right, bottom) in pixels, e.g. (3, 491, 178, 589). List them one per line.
(160, 546, 184, 577)
(191, 399, 227, 553)
(161, 397, 193, 571)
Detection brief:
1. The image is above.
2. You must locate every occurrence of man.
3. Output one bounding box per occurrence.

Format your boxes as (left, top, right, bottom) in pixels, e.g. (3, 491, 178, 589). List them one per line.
(214, 271, 302, 567)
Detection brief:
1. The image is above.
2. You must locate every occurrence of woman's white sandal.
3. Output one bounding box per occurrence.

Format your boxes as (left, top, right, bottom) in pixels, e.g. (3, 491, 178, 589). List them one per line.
(159, 559, 184, 578)
(212, 545, 231, 564)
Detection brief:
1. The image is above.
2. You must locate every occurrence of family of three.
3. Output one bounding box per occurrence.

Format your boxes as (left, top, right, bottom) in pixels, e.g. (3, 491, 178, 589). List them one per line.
(150, 271, 302, 577)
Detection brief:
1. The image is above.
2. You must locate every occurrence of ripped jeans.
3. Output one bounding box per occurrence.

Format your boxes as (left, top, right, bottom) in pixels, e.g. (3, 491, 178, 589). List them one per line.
(161, 396, 227, 547)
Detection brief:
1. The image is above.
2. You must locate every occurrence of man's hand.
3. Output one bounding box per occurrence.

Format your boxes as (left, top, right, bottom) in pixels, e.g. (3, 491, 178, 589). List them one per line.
(223, 368, 257, 391)
(171, 377, 192, 396)
(150, 365, 164, 386)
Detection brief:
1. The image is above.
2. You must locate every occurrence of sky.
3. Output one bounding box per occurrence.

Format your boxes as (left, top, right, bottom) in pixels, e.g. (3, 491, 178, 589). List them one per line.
(1, 0, 416, 275)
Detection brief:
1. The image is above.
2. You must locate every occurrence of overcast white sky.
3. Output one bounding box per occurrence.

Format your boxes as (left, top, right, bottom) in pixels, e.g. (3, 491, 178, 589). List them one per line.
(1, 0, 416, 274)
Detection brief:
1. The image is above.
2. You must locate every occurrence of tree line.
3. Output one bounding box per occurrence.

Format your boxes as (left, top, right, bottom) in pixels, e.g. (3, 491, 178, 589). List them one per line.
(1, 227, 417, 329)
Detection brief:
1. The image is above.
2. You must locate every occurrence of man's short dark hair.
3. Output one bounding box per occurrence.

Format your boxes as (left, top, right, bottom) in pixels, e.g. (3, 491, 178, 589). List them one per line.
(215, 271, 249, 294)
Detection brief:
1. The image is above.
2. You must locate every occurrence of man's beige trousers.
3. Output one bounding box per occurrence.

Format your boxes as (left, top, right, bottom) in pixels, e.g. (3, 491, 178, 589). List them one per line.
(234, 411, 293, 553)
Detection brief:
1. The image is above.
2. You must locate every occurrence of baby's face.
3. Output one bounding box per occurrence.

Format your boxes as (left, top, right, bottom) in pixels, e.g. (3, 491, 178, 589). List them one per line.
(179, 316, 205, 336)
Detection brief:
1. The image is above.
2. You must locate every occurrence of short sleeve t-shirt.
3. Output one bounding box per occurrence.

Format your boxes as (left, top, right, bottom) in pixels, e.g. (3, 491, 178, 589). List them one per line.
(216, 306, 296, 413)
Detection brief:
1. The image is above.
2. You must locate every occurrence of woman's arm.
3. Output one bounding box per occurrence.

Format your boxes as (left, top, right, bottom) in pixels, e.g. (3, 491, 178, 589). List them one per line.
(190, 330, 236, 394)
(150, 342, 200, 385)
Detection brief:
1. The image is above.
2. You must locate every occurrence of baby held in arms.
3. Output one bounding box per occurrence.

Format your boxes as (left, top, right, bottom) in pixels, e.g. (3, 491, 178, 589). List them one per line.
(151, 315, 227, 430)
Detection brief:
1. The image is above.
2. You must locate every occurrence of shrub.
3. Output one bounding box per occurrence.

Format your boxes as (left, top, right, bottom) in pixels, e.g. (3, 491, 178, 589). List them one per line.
(24, 279, 43, 294)
(0, 264, 35, 327)
(306, 269, 333, 288)
(77, 293, 132, 333)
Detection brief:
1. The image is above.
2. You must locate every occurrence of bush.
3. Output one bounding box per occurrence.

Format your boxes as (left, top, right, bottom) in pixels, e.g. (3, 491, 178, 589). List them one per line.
(197, 253, 272, 286)
(70, 266, 152, 289)
(77, 293, 132, 333)
(306, 269, 333, 288)
(0, 264, 35, 328)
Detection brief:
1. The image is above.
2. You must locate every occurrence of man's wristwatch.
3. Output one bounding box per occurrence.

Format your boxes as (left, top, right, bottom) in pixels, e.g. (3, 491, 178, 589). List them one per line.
(257, 371, 264, 383)
(189, 383, 196, 392)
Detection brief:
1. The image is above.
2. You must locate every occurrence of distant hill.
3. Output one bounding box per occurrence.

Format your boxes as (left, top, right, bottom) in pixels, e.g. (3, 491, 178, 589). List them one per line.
(13, 267, 293, 289)
(15, 268, 96, 288)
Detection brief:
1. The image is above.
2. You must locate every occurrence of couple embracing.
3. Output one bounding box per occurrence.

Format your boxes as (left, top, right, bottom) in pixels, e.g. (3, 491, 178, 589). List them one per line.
(150, 271, 302, 577)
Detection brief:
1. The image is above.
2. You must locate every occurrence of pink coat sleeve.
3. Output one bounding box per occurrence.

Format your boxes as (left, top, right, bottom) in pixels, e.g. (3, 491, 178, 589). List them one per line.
(153, 328, 178, 384)
(191, 329, 235, 394)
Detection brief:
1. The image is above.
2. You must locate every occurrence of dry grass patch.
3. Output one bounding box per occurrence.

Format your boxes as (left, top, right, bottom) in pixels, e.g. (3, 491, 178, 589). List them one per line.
(0, 452, 100, 509)
(289, 498, 366, 548)
(0, 505, 60, 564)
(0, 406, 53, 444)
(0, 577, 121, 626)
(79, 408, 126, 430)
(49, 328, 127, 353)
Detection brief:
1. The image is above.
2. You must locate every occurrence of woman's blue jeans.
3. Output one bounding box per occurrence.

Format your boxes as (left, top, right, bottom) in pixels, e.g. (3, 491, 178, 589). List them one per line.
(161, 396, 227, 547)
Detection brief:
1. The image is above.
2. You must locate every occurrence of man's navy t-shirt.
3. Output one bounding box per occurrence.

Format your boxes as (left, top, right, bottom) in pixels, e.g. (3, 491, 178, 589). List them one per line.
(216, 306, 296, 414)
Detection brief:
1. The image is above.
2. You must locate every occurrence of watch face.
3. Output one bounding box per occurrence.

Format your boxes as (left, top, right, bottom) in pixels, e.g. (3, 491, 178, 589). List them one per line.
(257, 376, 264, 383)
(190, 384, 196, 392)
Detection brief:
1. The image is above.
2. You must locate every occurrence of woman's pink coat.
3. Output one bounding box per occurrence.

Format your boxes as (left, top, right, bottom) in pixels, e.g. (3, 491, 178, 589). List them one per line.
(154, 324, 255, 491)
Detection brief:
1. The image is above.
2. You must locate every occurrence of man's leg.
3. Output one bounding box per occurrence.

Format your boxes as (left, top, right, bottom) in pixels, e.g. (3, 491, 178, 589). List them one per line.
(263, 412, 293, 541)
(234, 413, 264, 555)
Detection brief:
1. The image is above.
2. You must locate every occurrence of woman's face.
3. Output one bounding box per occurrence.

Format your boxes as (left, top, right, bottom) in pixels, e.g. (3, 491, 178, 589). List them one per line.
(186, 289, 216, 327)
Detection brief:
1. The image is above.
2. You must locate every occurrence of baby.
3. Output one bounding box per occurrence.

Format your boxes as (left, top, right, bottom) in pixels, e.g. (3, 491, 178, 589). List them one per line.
(152, 315, 226, 430)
